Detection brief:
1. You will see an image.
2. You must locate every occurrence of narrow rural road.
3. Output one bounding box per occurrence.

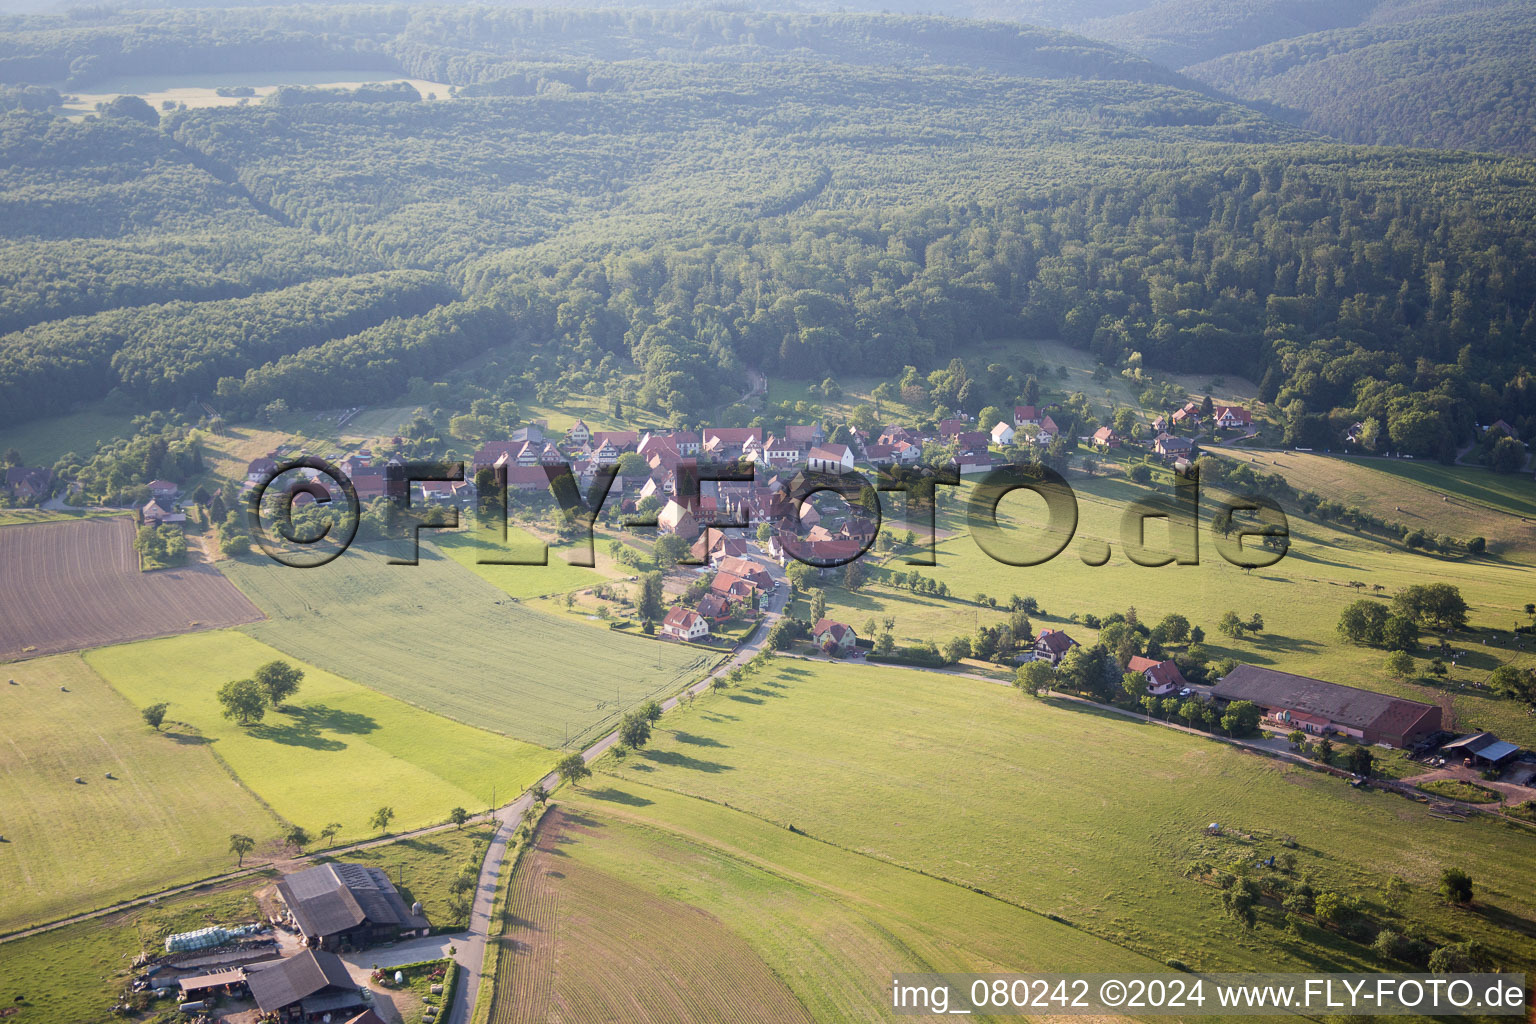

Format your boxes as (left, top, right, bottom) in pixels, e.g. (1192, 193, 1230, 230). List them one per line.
(445, 546, 788, 1024)
(2, 547, 792, 1023)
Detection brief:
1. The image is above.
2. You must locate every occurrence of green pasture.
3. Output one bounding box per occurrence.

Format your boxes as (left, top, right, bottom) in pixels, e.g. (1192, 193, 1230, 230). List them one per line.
(219, 544, 715, 748)
(0, 654, 279, 934)
(595, 659, 1536, 976)
(87, 631, 553, 843)
(544, 782, 1195, 1023)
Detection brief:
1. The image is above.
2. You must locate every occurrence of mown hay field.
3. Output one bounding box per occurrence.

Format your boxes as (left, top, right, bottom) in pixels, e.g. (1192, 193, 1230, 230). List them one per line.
(492, 794, 1171, 1024)
(0, 654, 278, 934)
(811, 472, 1536, 746)
(87, 631, 552, 846)
(0, 517, 262, 662)
(594, 660, 1536, 978)
(219, 544, 714, 748)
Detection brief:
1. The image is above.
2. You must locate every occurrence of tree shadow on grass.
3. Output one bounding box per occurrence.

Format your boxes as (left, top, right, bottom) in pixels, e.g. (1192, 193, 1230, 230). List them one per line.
(583, 786, 655, 806)
(639, 748, 734, 773)
(249, 704, 379, 750)
(743, 686, 784, 699)
(1473, 902, 1536, 939)
(162, 730, 213, 745)
(728, 693, 765, 705)
(671, 731, 727, 747)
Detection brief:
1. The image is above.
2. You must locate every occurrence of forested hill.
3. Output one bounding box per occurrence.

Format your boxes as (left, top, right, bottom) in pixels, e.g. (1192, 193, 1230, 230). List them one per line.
(0, 7, 1193, 90)
(1186, 2, 1536, 155)
(0, 5, 1534, 458)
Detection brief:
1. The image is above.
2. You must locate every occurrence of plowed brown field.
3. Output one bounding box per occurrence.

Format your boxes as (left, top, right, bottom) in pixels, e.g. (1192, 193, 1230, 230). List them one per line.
(493, 807, 813, 1024)
(0, 517, 262, 661)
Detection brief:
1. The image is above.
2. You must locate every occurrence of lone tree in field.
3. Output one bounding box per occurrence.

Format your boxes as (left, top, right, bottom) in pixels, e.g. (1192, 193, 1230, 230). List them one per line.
(218, 678, 267, 726)
(640, 699, 663, 724)
(450, 807, 469, 830)
(228, 833, 254, 868)
(618, 711, 652, 750)
(141, 702, 169, 731)
(1440, 867, 1474, 905)
(1217, 610, 1246, 639)
(369, 805, 395, 835)
(556, 752, 591, 787)
(254, 660, 304, 708)
(1384, 650, 1414, 679)
(320, 822, 342, 846)
(284, 825, 310, 854)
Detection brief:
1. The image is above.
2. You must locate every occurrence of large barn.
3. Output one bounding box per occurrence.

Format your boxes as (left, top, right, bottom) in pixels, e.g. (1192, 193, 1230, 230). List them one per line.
(1213, 665, 1441, 748)
(276, 862, 431, 952)
(245, 949, 367, 1022)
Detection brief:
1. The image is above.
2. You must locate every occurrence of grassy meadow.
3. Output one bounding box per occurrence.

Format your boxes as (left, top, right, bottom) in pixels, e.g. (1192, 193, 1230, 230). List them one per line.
(0, 654, 279, 933)
(431, 528, 610, 601)
(86, 631, 553, 845)
(219, 544, 715, 748)
(1205, 449, 1536, 557)
(593, 659, 1536, 977)
(805, 469, 1536, 747)
(492, 786, 1182, 1024)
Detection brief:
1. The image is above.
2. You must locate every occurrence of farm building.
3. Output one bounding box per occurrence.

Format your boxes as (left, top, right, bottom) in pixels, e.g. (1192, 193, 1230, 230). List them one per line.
(246, 950, 366, 1022)
(1439, 732, 1522, 767)
(275, 863, 430, 952)
(1091, 426, 1121, 450)
(1212, 665, 1441, 748)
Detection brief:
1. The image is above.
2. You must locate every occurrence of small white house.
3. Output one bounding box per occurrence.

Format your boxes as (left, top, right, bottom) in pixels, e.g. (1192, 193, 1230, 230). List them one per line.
(661, 607, 711, 641)
(990, 421, 1016, 446)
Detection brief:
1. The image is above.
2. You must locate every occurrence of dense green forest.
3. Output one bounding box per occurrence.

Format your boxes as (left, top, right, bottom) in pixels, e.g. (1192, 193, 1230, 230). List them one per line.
(1188, 2, 1536, 155)
(1, 6, 1534, 460)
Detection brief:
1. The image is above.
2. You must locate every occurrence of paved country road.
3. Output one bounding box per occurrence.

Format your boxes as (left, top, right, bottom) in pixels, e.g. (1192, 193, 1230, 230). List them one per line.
(444, 547, 788, 1024)
(0, 543, 791, 1024)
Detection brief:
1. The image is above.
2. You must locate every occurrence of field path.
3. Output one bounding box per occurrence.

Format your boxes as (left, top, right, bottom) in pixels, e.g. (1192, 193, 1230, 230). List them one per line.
(446, 547, 790, 1024)
(0, 544, 790, 1024)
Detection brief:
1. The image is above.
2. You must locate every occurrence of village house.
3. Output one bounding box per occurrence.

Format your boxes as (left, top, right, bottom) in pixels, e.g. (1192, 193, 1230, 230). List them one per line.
(696, 592, 731, 621)
(1212, 665, 1442, 748)
(4, 465, 52, 500)
(245, 456, 278, 483)
(245, 950, 367, 1023)
(1486, 419, 1520, 440)
(661, 606, 711, 641)
(937, 418, 970, 439)
(709, 570, 759, 609)
(715, 555, 773, 591)
(1033, 628, 1077, 666)
(1091, 426, 1121, 450)
(1213, 405, 1253, 430)
(141, 497, 186, 525)
(146, 479, 178, 499)
(807, 443, 855, 474)
(990, 421, 1016, 446)
(1154, 432, 1194, 459)
(1127, 655, 1189, 696)
(1170, 403, 1202, 428)
(1033, 415, 1060, 444)
(1013, 405, 1041, 427)
(275, 863, 430, 952)
(566, 418, 592, 445)
(813, 618, 857, 655)
(785, 423, 825, 448)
